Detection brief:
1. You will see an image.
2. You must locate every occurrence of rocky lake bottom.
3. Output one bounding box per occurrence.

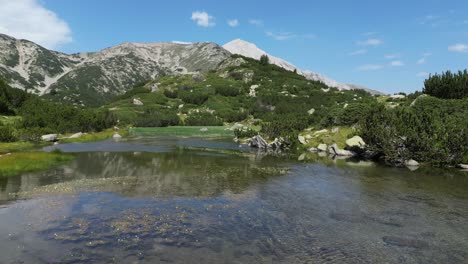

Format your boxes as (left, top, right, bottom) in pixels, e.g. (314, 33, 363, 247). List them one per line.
(0, 136, 467, 263)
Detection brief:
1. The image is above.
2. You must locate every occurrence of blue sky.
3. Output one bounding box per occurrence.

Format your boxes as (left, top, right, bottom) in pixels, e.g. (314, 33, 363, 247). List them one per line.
(1, 0, 468, 93)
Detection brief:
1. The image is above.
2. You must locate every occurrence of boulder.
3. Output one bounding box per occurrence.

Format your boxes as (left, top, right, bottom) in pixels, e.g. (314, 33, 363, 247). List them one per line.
(268, 137, 287, 150)
(200, 127, 208, 132)
(308, 147, 319, 152)
(329, 143, 355, 157)
(113, 133, 122, 140)
(133, 98, 144, 106)
(456, 164, 468, 169)
(298, 153, 306, 161)
(345, 136, 366, 153)
(41, 134, 58, 142)
(307, 108, 315, 115)
(249, 135, 268, 149)
(332, 127, 340, 133)
(313, 129, 328, 135)
(405, 159, 420, 167)
(317, 144, 328, 152)
(298, 136, 307, 145)
(69, 132, 83, 139)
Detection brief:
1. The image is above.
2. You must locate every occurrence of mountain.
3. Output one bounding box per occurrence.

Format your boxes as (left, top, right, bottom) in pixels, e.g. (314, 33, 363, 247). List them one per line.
(0, 34, 230, 106)
(223, 39, 384, 95)
(0, 33, 383, 107)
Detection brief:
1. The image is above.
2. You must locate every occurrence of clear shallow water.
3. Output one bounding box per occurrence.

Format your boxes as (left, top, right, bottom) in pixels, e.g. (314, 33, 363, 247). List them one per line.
(1, 137, 467, 263)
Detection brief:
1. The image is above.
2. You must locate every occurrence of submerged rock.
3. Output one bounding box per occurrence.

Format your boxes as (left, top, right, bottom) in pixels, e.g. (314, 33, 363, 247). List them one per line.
(382, 236, 428, 248)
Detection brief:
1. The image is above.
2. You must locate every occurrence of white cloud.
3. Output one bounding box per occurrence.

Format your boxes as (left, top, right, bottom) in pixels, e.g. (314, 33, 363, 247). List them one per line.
(266, 31, 296, 41)
(172, 41, 192, 45)
(248, 19, 263, 26)
(357, 38, 383, 46)
(357, 64, 384, 71)
(362, 32, 377, 36)
(416, 72, 429, 77)
(390, 60, 404, 66)
(0, 0, 72, 49)
(191, 11, 215, 27)
(349, 49, 367, 56)
(448, 43, 468, 53)
(417, 52, 432, 64)
(384, 53, 400, 59)
(227, 19, 239, 27)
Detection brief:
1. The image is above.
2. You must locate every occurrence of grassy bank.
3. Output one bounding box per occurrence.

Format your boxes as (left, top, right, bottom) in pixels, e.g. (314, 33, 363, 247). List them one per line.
(61, 128, 129, 143)
(0, 141, 49, 153)
(0, 151, 74, 177)
(129, 126, 234, 138)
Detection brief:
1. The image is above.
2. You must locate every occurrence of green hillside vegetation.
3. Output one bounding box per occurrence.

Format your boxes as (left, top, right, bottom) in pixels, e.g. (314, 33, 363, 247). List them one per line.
(1, 53, 467, 168)
(0, 79, 117, 143)
(107, 55, 375, 142)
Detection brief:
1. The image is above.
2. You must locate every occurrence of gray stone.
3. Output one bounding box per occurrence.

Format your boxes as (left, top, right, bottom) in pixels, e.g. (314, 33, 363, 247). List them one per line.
(69, 132, 83, 139)
(457, 164, 468, 169)
(317, 144, 328, 152)
(133, 98, 144, 106)
(308, 147, 319, 152)
(345, 136, 366, 153)
(249, 135, 268, 149)
(200, 127, 208, 132)
(113, 133, 122, 140)
(41, 134, 58, 142)
(405, 159, 420, 167)
(329, 143, 355, 157)
(298, 136, 307, 145)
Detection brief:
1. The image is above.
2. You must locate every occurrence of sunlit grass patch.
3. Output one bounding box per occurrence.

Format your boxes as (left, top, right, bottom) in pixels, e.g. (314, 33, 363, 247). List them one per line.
(130, 126, 234, 138)
(0, 151, 74, 177)
(61, 129, 129, 143)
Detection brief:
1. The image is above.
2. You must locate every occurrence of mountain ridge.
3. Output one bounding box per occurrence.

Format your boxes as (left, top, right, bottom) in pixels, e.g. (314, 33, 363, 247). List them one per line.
(0, 33, 384, 106)
(223, 39, 384, 95)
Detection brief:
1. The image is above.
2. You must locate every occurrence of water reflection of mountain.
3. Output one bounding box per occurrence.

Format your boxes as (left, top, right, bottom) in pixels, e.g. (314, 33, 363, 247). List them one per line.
(0, 150, 288, 203)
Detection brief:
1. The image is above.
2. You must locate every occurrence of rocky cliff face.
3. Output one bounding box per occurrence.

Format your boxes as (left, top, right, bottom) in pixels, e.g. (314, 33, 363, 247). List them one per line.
(0, 34, 230, 106)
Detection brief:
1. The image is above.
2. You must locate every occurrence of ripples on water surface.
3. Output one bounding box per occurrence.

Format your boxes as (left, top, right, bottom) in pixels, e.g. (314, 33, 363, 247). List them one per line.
(0, 137, 467, 263)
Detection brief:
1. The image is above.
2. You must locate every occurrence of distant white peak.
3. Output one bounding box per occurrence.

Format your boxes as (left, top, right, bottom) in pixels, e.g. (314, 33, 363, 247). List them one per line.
(223, 39, 298, 72)
(222, 39, 385, 93)
(172, 41, 193, 45)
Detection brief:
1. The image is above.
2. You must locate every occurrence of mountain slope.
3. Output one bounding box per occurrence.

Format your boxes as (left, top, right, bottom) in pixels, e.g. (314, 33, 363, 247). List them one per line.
(0, 34, 230, 106)
(223, 39, 384, 95)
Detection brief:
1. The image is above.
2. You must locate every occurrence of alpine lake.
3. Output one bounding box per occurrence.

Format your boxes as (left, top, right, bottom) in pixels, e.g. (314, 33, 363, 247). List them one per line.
(0, 133, 467, 263)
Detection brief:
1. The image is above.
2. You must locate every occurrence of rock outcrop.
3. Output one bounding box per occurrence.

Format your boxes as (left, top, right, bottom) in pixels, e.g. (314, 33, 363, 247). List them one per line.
(329, 144, 355, 157)
(41, 134, 57, 142)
